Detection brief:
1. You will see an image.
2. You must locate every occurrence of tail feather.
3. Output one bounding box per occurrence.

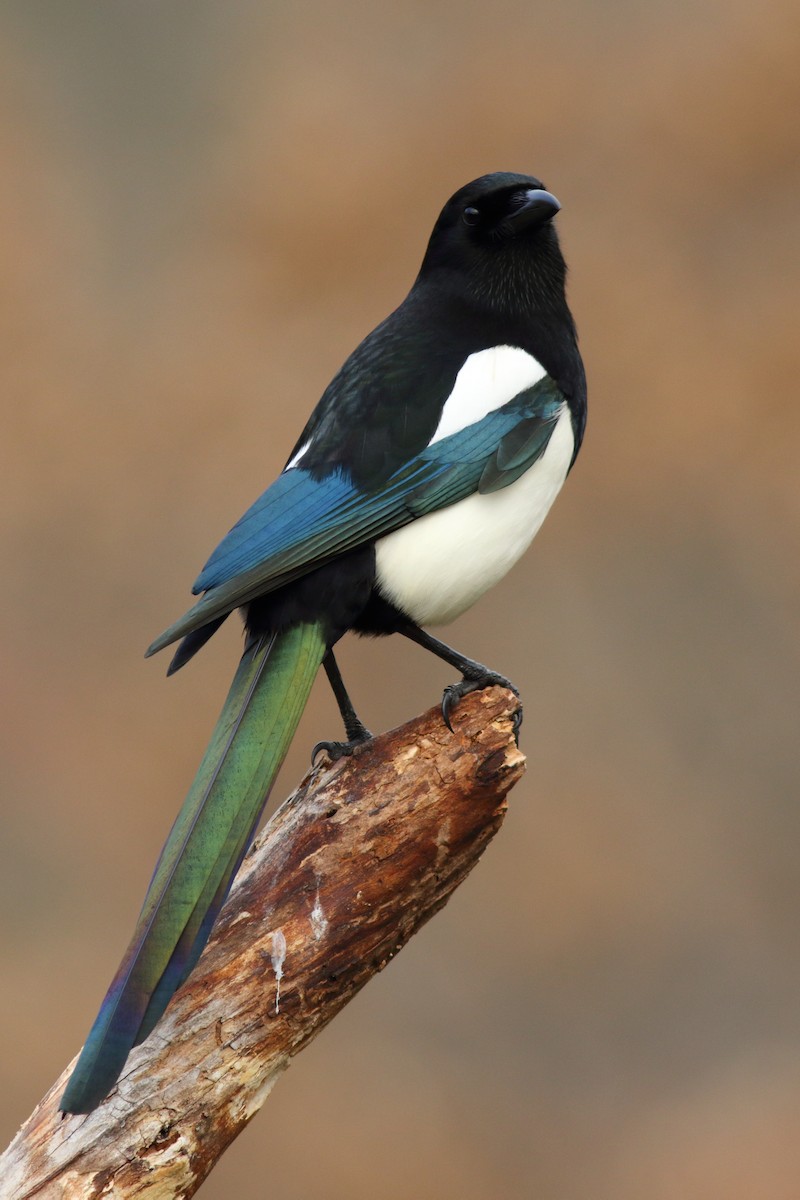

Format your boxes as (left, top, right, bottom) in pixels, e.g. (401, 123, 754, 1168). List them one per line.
(166, 616, 228, 676)
(134, 799, 262, 1047)
(60, 621, 326, 1114)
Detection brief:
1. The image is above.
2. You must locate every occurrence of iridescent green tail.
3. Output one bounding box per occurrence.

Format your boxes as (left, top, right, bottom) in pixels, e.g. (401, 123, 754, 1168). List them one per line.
(61, 621, 326, 1114)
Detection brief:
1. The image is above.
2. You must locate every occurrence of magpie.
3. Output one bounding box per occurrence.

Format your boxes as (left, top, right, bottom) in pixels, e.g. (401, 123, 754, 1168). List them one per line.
(61, 171, 586, 1113)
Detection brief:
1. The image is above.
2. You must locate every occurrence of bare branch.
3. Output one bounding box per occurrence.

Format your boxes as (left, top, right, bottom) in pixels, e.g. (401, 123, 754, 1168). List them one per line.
(0, 687, 524, 1199)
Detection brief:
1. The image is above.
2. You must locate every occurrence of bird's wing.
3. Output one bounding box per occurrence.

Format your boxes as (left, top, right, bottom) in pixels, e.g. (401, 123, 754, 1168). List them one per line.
(146, 376, 566, 656)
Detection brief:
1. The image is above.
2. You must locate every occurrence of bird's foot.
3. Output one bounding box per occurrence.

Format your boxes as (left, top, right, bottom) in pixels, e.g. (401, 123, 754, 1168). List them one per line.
(441, 668, 521, 736)
(311, 725, 372, 766)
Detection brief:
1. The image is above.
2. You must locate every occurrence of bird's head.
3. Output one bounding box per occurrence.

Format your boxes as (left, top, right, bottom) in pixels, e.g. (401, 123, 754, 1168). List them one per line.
(418, 172, 567, 316)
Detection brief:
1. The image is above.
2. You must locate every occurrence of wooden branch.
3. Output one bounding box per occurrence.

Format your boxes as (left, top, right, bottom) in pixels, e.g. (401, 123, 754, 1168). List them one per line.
(0, 687, 524, 1200)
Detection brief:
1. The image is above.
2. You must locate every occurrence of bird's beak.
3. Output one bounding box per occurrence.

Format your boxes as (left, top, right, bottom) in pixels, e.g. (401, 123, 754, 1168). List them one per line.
(506, 188, 561, 232)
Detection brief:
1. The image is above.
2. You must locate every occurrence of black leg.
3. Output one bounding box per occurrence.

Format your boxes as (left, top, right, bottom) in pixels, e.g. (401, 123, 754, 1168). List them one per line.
(397, 623, 521, 736)
(312, 650, 373, 764)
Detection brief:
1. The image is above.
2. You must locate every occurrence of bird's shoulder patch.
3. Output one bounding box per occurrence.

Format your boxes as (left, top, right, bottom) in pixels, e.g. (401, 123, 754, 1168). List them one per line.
(428, 344, 546, 446)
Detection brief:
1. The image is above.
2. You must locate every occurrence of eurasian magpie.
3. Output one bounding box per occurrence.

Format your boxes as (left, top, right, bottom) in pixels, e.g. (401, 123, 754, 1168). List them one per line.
(61, 171, 586, 1113)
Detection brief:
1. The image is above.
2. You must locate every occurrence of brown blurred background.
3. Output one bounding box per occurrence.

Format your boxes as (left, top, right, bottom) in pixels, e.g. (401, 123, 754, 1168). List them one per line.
(1, 1, 798, 1196)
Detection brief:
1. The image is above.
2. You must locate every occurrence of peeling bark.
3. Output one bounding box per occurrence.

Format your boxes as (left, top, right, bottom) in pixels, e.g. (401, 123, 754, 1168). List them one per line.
(0, 687, 525, 1199)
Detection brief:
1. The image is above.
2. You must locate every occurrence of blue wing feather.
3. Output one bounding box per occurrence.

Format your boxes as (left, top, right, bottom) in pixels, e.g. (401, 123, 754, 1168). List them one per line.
(194, 471, 357, 593)
(147, 377, 566, 656)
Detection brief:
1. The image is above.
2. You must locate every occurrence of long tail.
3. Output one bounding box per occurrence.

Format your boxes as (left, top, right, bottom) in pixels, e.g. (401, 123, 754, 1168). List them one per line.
(60, 621, 326, 1114)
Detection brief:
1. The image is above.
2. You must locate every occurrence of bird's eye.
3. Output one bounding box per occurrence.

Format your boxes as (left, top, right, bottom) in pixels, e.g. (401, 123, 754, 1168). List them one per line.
(462, 206, 480, 226)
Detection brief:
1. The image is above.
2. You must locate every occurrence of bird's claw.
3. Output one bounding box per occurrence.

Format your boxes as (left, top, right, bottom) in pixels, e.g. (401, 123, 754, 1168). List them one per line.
(511, 703, 524, 746)
(441, 682, 471, 732)
(441, 670, 519, 734)
(311, 729, 372, 766)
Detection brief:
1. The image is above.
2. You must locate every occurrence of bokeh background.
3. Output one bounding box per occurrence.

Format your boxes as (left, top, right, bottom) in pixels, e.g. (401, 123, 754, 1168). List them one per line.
(1, 2, 798, 1196)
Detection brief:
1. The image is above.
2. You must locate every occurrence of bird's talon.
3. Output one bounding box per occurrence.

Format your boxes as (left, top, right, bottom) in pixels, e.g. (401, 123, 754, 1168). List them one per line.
(471, 670, 518, 697)
(511, 704, 524, 746)
(440, 670, 519, 733)
(311, 730, 372, 766)
(311, 739, 346, 765)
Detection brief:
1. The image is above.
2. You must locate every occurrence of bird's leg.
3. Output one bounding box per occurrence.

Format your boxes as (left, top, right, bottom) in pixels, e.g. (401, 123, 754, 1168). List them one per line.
(323, 650, 371, 742)
(311, 649, 373, 764)
(397, 623, 522, 738)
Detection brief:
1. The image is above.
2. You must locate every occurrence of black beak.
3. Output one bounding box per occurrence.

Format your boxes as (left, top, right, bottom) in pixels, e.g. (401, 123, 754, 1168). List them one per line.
(506, 188, 561, 232)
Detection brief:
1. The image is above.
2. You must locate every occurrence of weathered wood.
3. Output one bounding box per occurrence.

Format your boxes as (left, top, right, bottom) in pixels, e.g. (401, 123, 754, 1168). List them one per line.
(0, 687, 524, 1199)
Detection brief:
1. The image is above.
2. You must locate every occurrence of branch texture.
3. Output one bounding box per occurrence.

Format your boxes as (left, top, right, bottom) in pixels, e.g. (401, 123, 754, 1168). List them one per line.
(1, 687, 524, 1199)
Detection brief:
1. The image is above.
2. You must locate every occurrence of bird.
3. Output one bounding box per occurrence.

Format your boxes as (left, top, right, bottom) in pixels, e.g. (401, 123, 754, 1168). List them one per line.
(60, 171, 587, 1114)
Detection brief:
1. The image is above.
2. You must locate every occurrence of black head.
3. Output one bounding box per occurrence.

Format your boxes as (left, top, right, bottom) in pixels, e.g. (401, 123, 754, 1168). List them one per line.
(418, 172, 568, 317)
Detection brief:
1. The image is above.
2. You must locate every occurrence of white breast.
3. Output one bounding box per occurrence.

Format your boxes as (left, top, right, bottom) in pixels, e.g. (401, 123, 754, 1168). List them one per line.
(375, 404, 574, 627)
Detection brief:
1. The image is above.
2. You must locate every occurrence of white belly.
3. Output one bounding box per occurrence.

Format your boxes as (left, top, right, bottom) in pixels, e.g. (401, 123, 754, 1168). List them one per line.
(375, 405, 574, 626)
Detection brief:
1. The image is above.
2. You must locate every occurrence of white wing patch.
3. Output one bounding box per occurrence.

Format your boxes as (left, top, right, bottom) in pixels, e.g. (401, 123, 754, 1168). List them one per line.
(429, 345, 546, 446)
(285, 439, 311, 470)
(286, 346, 542, 470)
